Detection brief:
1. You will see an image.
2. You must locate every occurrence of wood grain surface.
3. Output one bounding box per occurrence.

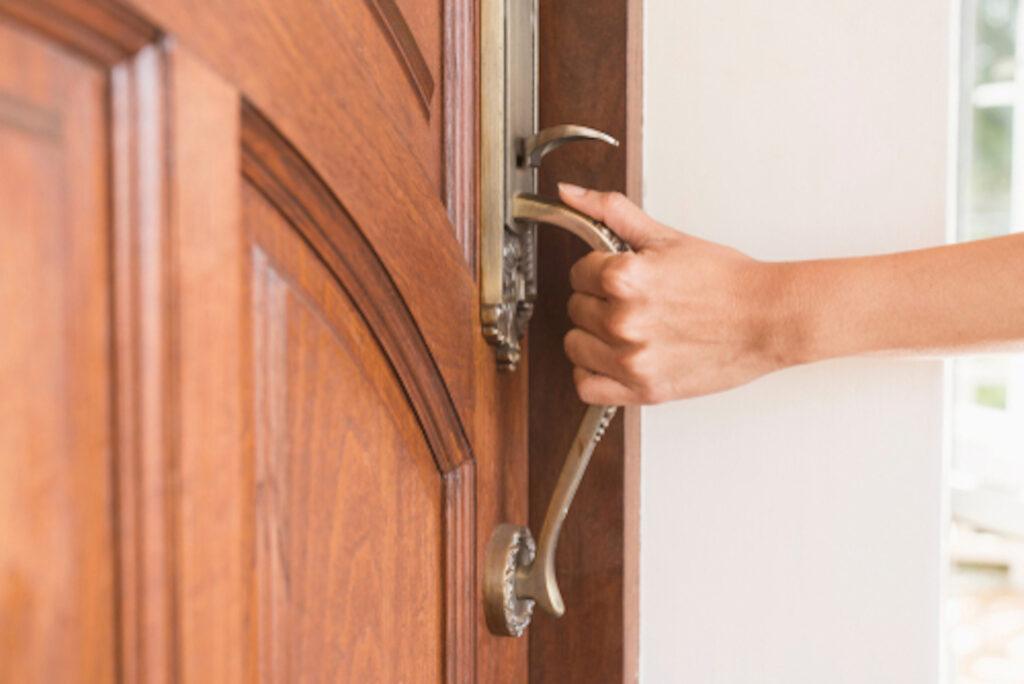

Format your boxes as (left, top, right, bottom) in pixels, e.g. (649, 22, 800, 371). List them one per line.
(0, 17, 116, 682)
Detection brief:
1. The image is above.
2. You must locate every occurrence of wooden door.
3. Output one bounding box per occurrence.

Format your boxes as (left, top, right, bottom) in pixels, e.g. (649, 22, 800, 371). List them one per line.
(0, 0, 531, 680)
(0, 0, 640, 681)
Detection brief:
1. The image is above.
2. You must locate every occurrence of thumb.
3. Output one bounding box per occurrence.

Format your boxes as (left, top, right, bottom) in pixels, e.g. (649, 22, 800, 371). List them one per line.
(557, 183, 671, 249)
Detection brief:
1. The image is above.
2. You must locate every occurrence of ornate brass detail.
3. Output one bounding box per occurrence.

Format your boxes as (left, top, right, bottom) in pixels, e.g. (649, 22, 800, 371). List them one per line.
(484, 197, 630, 637)
(484, 523, 536, 637)
(480, 225, 536, 370)
(480, 0, 626, 639)
(480, 0, 537, 371)
(480, 0, 619, 370)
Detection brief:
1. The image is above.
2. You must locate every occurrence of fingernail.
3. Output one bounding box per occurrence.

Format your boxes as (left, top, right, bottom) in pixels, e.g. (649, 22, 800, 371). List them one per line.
(559, 182, 586, 197)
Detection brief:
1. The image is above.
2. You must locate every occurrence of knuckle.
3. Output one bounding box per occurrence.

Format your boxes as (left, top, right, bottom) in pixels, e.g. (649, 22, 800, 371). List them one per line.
(617, 348, 661, 393)
(562, 330, 574, 356)
(604, 312, 627, 338)
(629, 371, 666, 404)
(563, 329, 583, 359)
(616, 348, 647, 380)
(566, 293, 584, 322)
(604, 192, 636, 226)
(600, 254, 641, 297)
(602, 311, 626, 339)
(605, 306, 640, 341)
(565, 295, 576, 319)
(637, 384, 664, 405)
(604, 191, 629, 217)
(568, 260, 585, 288)
(572, 369, 594, 399)
(570, 253, 602, 292)
(599, 268, 621, 296)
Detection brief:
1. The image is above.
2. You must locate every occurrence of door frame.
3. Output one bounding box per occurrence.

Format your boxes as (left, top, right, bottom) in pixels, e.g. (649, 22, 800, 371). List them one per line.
(529, 1, 642, 680)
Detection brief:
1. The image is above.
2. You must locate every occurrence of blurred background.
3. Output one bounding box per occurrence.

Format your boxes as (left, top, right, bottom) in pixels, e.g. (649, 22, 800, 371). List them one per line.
(642, 0, 1023, 681)
(948, 1, 1024, 682)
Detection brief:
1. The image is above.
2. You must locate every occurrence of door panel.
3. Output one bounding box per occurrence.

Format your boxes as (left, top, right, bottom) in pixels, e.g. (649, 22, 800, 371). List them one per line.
(128, 0, 477, 419)
(138, 0, 447, 192)
(0, 19, 115, 682)
(168, 45, 483, 682)
(247, 185, 444, 681)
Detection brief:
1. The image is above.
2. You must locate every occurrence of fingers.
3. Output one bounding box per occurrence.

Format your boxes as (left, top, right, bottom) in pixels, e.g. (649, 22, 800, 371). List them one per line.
(566, 327, 666, 404)
(570, 250, 646, 302)
(557, 183, 671, 249)
(557, 183, 676, 406)
(568, 293, 644, 347)
(563, 328, 621, 380)
(569, 252, 613, 298)
(567, 292, 608, 339)
(565, 316, 642, 404)
(573, 367, 637, 405)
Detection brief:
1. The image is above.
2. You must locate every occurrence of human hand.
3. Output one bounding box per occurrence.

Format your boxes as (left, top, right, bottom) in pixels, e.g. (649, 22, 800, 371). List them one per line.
(559, 183, 792, 405)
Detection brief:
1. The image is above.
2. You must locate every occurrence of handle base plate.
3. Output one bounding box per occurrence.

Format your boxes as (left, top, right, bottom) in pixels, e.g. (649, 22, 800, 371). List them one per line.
(484, 523, 536, 637)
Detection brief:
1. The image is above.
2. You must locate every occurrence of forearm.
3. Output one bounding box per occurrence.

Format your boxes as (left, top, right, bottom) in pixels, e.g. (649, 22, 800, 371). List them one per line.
(772, 233, 1024, 366)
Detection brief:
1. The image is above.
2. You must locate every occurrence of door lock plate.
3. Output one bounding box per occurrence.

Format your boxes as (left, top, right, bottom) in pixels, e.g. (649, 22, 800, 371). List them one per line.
(480, 0, 538, 371)
(480, 2, 621, 370)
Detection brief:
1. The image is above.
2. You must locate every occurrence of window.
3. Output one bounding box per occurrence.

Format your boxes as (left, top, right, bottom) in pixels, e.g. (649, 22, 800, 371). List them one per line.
(947, 0, 1024, 681)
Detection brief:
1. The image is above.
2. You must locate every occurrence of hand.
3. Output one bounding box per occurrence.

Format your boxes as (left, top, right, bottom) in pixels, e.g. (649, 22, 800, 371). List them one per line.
(559, 183, 790, 405)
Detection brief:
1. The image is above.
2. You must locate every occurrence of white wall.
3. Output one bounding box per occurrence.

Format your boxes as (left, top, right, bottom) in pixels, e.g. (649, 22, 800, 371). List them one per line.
(641, 1, 950, 682)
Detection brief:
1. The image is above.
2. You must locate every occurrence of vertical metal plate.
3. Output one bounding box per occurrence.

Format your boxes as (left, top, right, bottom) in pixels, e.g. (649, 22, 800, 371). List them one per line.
(480, 0, 538, 370)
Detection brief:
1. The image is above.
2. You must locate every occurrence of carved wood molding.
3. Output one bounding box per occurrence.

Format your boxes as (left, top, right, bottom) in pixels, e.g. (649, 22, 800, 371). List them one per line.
(443, 460, 477, 683)
(0, 3, 177, 679)
(364, 0, 434, 116)
(0, 0, 158, 65)
(109, 43, 176, 683)
(443, 0, 477, 266)
(240, 102, 474, 476)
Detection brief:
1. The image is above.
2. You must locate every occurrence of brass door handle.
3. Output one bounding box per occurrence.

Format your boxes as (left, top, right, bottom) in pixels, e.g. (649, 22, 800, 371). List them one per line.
(480, 0, 625, 638)
(519, 124, 620, 168)
(511, 193, 627, 251)
(484, 194, 630, 637)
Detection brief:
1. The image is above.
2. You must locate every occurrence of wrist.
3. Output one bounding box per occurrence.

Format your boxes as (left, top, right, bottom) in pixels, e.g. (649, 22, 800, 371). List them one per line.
(755, 260, 827, 369)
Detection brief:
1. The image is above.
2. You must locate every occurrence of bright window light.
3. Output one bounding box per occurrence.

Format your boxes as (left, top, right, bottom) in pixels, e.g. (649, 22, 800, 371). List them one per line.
(947, 1, 1024, 682)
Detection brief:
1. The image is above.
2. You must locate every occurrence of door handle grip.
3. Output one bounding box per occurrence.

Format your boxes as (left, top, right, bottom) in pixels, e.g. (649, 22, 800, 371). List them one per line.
(484, 194, 630, 637)
(511, 193, 627, 252)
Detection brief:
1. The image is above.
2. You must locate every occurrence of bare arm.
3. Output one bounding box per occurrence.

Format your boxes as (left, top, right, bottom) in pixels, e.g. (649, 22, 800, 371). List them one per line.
(557, 183, 1024, 405)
